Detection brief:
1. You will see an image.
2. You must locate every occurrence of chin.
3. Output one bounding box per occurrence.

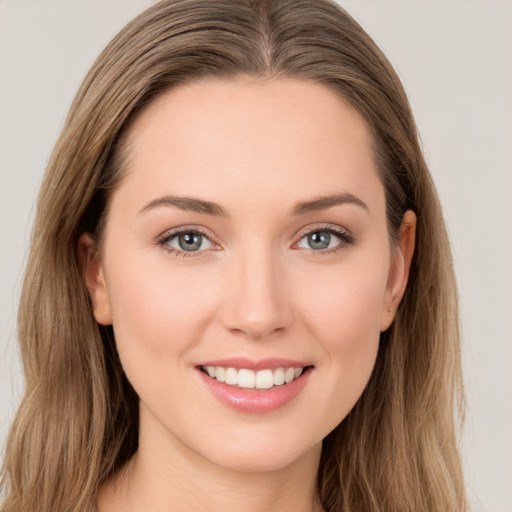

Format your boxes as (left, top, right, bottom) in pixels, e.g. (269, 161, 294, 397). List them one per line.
(197, 431, 323, 475)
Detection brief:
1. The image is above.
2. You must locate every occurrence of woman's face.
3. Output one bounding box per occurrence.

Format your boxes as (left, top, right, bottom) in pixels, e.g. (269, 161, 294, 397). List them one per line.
(84, 78, 414, 473)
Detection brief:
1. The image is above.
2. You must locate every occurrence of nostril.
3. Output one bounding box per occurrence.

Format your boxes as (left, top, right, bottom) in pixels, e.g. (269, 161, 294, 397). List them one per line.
(228, 324, 286, 341)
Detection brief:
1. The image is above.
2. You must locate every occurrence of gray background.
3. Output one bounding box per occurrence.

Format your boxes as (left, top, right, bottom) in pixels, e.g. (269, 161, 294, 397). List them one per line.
(1, 1, 511, 510)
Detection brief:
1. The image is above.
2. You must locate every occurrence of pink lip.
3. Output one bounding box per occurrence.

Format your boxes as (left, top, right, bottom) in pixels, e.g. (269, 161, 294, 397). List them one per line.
(196, 357, 311, 371)
(196, 365, 313, 414)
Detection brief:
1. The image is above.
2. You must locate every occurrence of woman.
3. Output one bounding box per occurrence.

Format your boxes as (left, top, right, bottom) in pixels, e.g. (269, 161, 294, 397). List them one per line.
(0, 1, 467, 511)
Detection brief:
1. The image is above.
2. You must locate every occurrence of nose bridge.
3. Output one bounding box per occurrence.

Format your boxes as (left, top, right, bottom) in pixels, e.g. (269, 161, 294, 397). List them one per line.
(221, 240, 291, 339)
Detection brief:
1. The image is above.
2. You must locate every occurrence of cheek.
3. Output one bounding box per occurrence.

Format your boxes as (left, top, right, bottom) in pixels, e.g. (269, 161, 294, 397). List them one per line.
(103, 255, 225, 425)
(103, 253, 220, 373)
(294, 255, 388, 419)
(297, 256, 388, 349)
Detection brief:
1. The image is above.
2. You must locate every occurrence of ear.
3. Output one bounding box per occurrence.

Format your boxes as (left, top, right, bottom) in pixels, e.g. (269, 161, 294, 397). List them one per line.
(78, 233, 112, 325)
(380, 210, 416, 331)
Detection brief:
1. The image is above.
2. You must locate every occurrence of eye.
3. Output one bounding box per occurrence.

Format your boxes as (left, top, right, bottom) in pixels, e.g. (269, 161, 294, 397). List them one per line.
(296, 227, 353, 252)
(159, 230, 214, 254)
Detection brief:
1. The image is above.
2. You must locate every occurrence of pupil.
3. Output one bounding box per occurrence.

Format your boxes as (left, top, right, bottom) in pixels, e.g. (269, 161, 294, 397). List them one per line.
(178, 233, 202, 251)
(308, 231, 330, 250)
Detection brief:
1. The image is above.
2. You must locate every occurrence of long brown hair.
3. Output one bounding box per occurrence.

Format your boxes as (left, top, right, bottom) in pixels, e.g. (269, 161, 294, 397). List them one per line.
(1, 1, 466, 510)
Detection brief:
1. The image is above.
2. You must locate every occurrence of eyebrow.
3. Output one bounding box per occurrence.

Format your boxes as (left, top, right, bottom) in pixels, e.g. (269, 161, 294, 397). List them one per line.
(290, 192, 369, 215)
(139, 191, 368, 217)
(139, 195, 227, 216)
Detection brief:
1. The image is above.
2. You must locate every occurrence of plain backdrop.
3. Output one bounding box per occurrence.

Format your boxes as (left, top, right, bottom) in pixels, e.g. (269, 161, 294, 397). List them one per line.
(1, 1, 511, 510)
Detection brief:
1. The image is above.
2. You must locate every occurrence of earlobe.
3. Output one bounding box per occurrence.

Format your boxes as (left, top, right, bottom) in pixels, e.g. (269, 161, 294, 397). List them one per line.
(78, 233, 112, 325)
(380, 210, 416, 331)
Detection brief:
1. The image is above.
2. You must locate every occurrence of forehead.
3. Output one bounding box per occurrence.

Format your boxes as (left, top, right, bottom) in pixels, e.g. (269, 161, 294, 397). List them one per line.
(118, 78, 384, 216)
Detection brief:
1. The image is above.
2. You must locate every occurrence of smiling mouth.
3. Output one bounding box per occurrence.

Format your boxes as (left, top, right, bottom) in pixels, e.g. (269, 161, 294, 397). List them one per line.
(199, 365, 311, 390)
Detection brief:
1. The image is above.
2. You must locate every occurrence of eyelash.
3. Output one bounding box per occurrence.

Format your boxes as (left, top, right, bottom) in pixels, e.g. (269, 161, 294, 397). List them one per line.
(156, 226, 218, 258)
(156, 224, 354, 258)
(294, 224, 355, 255)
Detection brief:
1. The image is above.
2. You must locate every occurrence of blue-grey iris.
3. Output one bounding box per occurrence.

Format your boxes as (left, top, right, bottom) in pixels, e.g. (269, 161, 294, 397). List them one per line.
(308, 231, 330, 250)
(178, 233, 202, 251)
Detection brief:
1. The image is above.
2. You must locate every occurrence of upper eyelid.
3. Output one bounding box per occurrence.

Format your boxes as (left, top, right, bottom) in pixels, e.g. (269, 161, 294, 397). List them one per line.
(293, 223, 353, 240)
(157, 225, 217, 244)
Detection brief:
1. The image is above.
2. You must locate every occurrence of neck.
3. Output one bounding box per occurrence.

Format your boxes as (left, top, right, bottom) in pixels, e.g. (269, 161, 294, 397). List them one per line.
(98, 410, 324, 512)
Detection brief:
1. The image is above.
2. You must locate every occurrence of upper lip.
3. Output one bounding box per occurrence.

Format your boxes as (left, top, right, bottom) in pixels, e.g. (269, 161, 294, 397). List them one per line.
(196, 357, 312, 371)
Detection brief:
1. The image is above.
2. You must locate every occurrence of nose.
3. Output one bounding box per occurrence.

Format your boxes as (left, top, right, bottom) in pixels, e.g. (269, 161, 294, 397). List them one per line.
(219, 247, 293, 340)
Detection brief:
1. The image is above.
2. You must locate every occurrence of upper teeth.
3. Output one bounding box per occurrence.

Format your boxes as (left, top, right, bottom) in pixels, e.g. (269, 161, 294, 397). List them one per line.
(203, 366, 304, 389)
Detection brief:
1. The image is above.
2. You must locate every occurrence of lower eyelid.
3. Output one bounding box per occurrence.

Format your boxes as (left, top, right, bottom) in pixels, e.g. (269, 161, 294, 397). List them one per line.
(297, 234, 341, 250)
(170, 234, 212, 250)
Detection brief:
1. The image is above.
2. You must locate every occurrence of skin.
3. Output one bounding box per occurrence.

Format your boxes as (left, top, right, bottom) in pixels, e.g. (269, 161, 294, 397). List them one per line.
(80, 78, 416, 512)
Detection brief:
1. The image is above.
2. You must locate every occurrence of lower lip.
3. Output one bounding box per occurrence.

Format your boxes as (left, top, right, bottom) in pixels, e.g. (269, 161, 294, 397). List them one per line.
(197, 368, 312, 414)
